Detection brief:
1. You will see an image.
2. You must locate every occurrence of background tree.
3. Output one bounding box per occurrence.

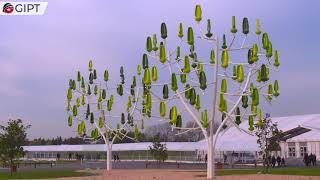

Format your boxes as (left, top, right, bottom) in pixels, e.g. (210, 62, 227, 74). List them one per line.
(65, 61, 144, 171)
(149, 133, 168, 164)
(144, 122, 204, 142)
(0, 119, 30, 175)
(254, 115, 281, 172)
(132, 3, 281, 178)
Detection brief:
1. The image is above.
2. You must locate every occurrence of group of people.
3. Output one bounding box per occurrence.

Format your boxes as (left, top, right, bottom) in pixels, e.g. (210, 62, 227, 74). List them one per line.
(113, 154, 120, 162)
(270, 155, 286, 168)
(303, 153, 317, 166)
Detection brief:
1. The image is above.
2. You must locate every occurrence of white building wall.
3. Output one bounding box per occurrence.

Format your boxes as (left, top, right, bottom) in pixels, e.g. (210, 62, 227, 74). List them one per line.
(295, 142, 300, 158)
(279, 142, 286, 158)
(318, 142, 320, 159)
(282, 141, 320, 160)
(307, 142, 312, 155)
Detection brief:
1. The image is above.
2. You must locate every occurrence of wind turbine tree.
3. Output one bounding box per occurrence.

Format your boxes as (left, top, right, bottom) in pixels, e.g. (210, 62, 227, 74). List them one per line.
(65, 61, 144, 171)
(133, 4, 281, 179)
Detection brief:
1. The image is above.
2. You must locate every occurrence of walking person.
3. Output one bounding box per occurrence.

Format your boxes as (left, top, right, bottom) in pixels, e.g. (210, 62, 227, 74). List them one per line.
(303, 154, 309, 166)
(281, 157, 285, 167)
(310, 154, 316, 166)
(205, 154, 207, 163)
(271, 156, 276, 168)
(113, 154, 117, 162)
(117, 154, 120, 162)
(276, 156, 281, 167)
(223, 153, 227, 164)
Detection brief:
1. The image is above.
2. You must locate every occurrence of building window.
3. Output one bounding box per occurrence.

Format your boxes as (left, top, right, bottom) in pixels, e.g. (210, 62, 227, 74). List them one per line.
(288, 142, 296, 157)
(300, 142, 308, 157)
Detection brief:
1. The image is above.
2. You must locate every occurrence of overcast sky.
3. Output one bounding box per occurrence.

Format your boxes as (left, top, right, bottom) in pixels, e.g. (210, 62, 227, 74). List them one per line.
(1, 0, 320, 138)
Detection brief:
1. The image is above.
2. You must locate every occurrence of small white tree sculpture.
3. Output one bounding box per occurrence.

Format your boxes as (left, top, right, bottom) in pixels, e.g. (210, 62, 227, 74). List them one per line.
(65, 61, 144, 171)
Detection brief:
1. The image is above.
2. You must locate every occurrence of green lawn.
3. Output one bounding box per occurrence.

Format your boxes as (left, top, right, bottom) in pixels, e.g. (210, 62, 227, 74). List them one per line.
(0, 170, 95, 179)
(268, 167, 320, 176)
(195, 167, 320, 177)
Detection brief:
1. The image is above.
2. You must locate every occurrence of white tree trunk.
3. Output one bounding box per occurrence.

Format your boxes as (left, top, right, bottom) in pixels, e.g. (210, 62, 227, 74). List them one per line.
(106, 143, 112, 171)
(207, 35, 219, 179)
(207, 136, 214, 178)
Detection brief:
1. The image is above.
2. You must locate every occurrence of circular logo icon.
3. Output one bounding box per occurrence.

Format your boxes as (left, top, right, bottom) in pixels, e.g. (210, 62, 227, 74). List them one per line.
(3, 3, 14, 14)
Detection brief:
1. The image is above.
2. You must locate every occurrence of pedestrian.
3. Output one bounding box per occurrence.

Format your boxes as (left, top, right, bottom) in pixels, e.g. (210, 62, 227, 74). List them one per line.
(113, 154, 116, 162)
(223, 153, 227, 164)
(276, 156, 281, 167)
(271, 156, 276, 168)
(303, 154, 309, 166)
(267, 156, 272, 167)
(310, 153, 316, 166)
(117, 154, 120, 162)
(205, 154, 207, 163)
(281, 157, 285, 167)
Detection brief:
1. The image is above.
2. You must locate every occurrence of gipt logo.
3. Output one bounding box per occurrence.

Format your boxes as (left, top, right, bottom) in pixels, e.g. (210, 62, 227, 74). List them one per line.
(0, 2, 48, 15)
(3, 3, 14, 14)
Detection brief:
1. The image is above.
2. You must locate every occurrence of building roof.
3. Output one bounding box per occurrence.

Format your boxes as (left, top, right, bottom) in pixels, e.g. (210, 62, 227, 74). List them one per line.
(23, 141, 200, 152)
(23, 114, 320, 153)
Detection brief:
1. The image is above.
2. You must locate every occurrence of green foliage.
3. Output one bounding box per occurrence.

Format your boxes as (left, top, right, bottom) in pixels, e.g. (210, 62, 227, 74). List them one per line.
(159, 101, 166, 117)
(159, 43, 166, 63)
(222, 34, 227, 49)
(220, 79, 227, 93)
(274, 80, 280, 97)
(187, 27, 194, 45)
(162, 84, 169, 99)
(210, 49, 215, 64)
(255, 19, 261, 35)
(231, 16, 237, 33)
(0, 170, 94, 179)
(160, 22, 167, 39)
(274, 50, 280, 67)
(151, 66, 158, 81)
(242, 17, 249, 34)
(149, 134, 168, 162)
(237, 65, 244, 83)
(152, 34, 158, 51)
(194, 4, 202, 22)
(189, 88, 196, 105)
(183, 56, 190, 73)
(176, 115, 182, 128)
(206, 19, 213, 38)
(66, 61, 139, 147)
(195, 94, 201, 110)
(146, 36, 152, 52)
(201, 109, 208, 128)
(171, 73, 178, 91)
(199, 71, 207, 90)
(142, 54, 148, 69)
(178, 23, 183, 38)
(0, 119, 30, 173)
(235, 107, 241, 125)
(169, 106, 177, 125)
(254, 117, 282, 172)
(68, 116, 72, 127)
(221, 50, 229, 68)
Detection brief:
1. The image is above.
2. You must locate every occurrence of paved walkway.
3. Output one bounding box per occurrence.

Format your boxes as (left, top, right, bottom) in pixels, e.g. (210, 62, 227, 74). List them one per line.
(51, 169, 320, 180)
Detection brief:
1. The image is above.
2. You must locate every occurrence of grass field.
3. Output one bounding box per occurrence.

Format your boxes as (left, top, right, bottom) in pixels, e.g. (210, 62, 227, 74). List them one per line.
(193, 167, 320, 177)
(0, 170, 94, 179)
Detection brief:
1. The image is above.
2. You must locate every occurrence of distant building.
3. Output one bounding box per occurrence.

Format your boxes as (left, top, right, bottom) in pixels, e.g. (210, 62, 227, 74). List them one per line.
(23, 114, 320, 163)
